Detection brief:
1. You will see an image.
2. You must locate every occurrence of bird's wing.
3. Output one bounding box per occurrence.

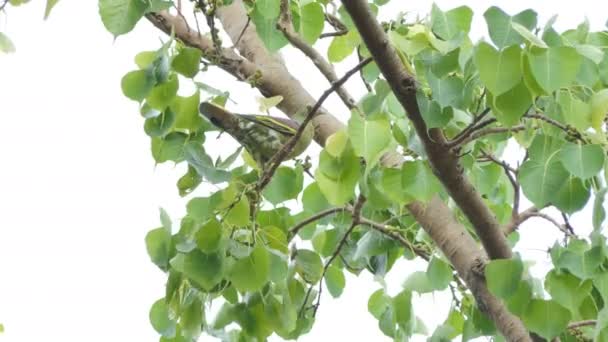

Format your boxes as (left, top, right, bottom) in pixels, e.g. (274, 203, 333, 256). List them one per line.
(237, 114, 298, 137)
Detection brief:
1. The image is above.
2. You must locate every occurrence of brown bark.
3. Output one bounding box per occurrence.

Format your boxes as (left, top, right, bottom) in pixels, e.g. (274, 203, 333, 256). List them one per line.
(339, 0, 512, 261)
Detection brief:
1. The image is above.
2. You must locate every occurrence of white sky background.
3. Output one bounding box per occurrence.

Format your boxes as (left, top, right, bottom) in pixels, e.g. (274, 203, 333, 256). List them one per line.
(0, 1, 607, 341)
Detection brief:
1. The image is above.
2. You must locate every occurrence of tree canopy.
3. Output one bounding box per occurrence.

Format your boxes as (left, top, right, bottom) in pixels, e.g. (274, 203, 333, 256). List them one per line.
(4, 0, 608, 341)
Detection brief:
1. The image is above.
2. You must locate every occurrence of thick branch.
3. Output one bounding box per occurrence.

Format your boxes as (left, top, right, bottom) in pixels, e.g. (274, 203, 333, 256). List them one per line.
(145, 11, 256, 81)
(340, 0, 512, 261)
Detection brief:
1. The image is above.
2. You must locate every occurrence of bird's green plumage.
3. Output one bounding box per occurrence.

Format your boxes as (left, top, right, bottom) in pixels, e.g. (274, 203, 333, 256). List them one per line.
(199, 102, 314, 167)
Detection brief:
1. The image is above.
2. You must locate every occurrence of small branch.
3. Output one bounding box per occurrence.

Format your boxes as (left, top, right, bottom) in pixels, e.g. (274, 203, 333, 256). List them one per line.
(561, 212, 575, 235)
(524, 113, 584, 142)
(448, 125, 525, 148)
(450, 108, 491, 144)
(357, 47, 373, 92)
(233, 16, 251, 48)
(256, 57, 373, 191)
(568, 320, 596, 329)
(358, 216, 430, 260)
(288, 207, 346, 240)
(503, 207, 574, 237)
(299, 196, 366, 318)
(320, 30, 348, 38)
(479, 149, 520, 218)
(277, 0, 357, 110)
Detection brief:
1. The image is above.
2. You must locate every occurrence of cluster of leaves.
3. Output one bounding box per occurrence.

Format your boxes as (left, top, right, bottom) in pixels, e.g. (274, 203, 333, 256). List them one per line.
(102, 0, 608, 341)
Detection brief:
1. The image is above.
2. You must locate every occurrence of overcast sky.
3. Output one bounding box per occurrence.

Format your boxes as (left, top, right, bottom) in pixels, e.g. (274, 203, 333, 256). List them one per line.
(0, 1, 607, 341)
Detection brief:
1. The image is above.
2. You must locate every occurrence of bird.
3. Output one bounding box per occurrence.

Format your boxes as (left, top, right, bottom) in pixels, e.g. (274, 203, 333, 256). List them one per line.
(198, 101, 314, 168)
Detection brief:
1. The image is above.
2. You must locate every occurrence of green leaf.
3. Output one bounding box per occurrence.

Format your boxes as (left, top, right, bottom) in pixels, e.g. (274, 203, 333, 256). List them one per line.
(121, 69, 155, 101)
(184, 143, 232, 184)
(485, 257, 523, 299)
(0, 32, 15, 53)
(353, 230, 393, 261)
(427, 257, 452, 290)
(527, 47, 582, 93)
(552, 174, 590, 214)
(430, 4, 473, 40)
(328, 30, 360, 63)
(523, 299, 571, 341)
(519, 135, 569, 208)
(151, 132, 188, 163)
(147, 74, 179, 110)
(263, 166, 304, 205)
(591, 89, 608, 130)
(149, 298, 177, 337)
(325, 265, 345, 298)
(171, 47, 202, 78)
(229, 246, 270, 292)
(99, 0, 148, 37)
(593, 271, 608, 304)
(135, 50, 157, 69)
(170, 250, 225, 291)
(251, 1, 287, 52)
(180, 298, 203, 339)
(368, 289, 391, 319)
(315, 138, 361, 205)
(557, 90, 591, 131)
(172, 91, 204, 132)
(260, 226, 288, 253)
(483, 7, 537, 48)
(144, 108, 175, 137)
(44, 0, 60, 19)
(426, 72, 464, 109)
(403, 271, 434, 293)
(196, 218, 223, 253)
(491, 81, 532, 126)
(474, 43, 522, 96)
(545, 270, 592, 315)
(593, 188, 607, 232)
(223, 196, 249, 227)
(506, 281, 532, 315)
(417, 94, 452, 128)
(302, 182, 331, 214)
(511, 22, 547, 48)
(402, 161, 441, 202)
(298, 2, 324, 44)
(559, 143, 605, 179)
(295, 249, 323, 284)
(146, 226, 172, 270)
(348, 113, 393, 172)
(393, 290, 414, 332)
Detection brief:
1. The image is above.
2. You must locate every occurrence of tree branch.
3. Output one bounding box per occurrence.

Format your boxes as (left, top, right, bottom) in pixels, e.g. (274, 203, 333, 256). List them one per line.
(288, 207, 346, 240)
(256, 57, 372, 191)
(277, 0, 356, 110)
(448, 125, 525, 148)
(340, 0, 512, 261)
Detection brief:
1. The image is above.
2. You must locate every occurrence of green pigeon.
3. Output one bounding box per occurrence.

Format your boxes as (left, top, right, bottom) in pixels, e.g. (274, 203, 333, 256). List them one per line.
(199, 102, 314, 168)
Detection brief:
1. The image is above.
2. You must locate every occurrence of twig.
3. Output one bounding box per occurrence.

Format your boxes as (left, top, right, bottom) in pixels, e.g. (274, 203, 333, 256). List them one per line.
(197, 0, 222, 50)
(320, 30, 348, 38)
(478, 148, 520, 218)
(233, 16, 250, 48)
(0, 0, 8, 12)
(256, 57, 373, 191)
(277, 0, 357, 110)
(561, 212, 575, 235)
(524, 113, 585, 142)
(288, 207, 346, 240)
(503, 207, 574, 237)
(357, 46, 373, 92)
(299, 196, 366, 318)
(450, 108, 491, 144)
(358, 216, 430, 260)
(448, 125, 525, 148)
(568, 320, 596, 329)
